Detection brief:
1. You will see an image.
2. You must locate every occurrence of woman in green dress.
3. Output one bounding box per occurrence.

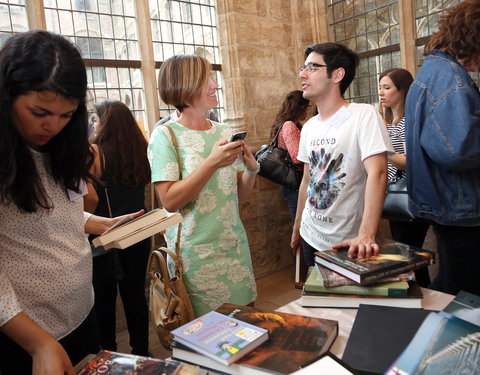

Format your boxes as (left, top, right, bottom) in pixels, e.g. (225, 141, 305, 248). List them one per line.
(148, 54, 259, 316)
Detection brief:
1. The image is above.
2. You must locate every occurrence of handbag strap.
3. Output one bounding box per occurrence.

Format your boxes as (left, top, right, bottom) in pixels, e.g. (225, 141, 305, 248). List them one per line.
(147, 247, 183, 282)
(269, 122, 285, 147)
(161, 125, 183, 258)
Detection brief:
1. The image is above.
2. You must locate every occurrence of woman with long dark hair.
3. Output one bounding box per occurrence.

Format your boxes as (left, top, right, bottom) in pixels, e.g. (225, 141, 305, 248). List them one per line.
(85, 99, 151, 356)
(270, 90, 310, 221)
(378, 68, 430, 287)
(0, 31, 141, 375)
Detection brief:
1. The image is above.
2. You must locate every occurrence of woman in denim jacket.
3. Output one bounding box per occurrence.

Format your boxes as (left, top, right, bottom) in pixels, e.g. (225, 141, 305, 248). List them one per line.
(405, 0, 480, 296)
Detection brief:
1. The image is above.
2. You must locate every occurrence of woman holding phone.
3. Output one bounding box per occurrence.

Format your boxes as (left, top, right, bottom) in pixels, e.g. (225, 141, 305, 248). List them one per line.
(148, 54, 259, 316)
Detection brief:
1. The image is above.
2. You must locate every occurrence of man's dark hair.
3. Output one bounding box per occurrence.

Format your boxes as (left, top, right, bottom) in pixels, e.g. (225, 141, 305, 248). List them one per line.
(304, 43, 359, 96)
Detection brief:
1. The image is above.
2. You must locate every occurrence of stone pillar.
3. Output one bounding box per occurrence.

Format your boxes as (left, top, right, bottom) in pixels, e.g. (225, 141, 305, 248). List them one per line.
(216, 0, 325, 278)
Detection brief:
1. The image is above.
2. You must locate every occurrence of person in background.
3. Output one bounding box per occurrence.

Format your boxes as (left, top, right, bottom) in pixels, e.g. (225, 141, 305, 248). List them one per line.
(378, 68, 431, 287)
(405, 0, 480, 296)
(84, 99, 151, 356)
(291, 42, 392, 265)
(270, 90, 310, 222)
(148, 54, 258, 317)
(0, 30, 142, 375)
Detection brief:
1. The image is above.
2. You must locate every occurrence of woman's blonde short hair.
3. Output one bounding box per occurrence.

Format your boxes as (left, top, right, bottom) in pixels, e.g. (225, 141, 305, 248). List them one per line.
(157, 54, 211, 112)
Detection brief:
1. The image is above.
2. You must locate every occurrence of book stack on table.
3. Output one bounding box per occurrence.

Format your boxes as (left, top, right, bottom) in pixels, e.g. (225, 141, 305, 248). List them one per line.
(301, 238, 436, 309)
(171, 303, 340, 374)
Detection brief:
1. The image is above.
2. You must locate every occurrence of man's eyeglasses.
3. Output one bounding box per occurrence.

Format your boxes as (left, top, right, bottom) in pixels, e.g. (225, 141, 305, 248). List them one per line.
(299, 62, 328, 73)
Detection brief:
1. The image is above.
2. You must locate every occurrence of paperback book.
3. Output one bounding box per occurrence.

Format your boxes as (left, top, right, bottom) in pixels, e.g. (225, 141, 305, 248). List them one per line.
(171, 310, 269, 366)
(75, 350, 201, 374)
(92, 209, 182, 250)
(172, 303, 339, 375)
(314, 238, 434, 285)
(304, 266, 409, 297)
(301, 281, 423, 309)
(386, 311, 480, 375)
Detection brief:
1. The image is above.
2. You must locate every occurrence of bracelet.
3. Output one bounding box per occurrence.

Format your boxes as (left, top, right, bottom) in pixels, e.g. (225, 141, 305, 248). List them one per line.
(245, 162, 261, 175)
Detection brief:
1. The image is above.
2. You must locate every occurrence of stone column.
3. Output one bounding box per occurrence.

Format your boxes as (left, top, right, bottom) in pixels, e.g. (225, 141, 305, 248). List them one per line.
(216, 0, 324, 278)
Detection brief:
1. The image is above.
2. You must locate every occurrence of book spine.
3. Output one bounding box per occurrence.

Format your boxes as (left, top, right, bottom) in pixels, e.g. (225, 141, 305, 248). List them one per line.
(304, 285, 408, 297)
(362, 258, 431, 284)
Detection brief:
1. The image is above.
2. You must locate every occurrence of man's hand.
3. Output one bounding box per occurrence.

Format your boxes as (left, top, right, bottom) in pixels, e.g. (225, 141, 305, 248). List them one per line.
(333, 236, 380, 259)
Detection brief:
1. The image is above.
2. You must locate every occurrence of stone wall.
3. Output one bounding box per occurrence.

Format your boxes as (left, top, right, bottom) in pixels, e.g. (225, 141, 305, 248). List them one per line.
(216, 0, 326, 278)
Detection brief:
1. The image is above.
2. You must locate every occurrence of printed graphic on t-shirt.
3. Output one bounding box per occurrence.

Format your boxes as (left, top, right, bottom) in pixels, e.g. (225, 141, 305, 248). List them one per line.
(308, 147, 346, 210)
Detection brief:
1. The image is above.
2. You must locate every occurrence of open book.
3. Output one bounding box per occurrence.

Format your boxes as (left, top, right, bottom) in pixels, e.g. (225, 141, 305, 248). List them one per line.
(92, 208, 182, 250)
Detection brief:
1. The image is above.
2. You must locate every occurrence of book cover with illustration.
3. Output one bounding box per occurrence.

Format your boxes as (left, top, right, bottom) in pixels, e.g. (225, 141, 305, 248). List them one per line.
(171, 310, 269, 366)
(386, 311, 480, 375)
(314, 238, 435, 285)
(215, 303, 338, 374)
(75, 350, 200, 374)
(304, 265, 409, 296)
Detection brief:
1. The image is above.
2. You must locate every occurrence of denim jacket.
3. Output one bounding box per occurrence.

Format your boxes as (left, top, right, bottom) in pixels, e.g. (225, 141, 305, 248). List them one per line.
(405, 50, 480, 226)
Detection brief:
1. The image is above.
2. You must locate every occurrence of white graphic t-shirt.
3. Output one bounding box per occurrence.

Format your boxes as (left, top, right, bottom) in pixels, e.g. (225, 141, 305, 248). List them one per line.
(297, 103, 392, 251)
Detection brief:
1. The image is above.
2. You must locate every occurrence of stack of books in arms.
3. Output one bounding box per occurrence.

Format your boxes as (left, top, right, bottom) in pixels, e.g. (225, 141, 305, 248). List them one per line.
(92, 208, 182, 250)
(302, 238, 435, 308)
(171, 303, 339, 374)
(385, 290, 480, 375)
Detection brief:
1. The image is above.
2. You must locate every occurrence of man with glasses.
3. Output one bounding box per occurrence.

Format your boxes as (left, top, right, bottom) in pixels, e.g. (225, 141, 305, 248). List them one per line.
(291, 42, 392, 265)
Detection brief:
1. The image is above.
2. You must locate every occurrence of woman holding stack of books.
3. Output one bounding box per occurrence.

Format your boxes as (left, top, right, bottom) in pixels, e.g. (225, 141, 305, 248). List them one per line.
(148, 54, 259, 316)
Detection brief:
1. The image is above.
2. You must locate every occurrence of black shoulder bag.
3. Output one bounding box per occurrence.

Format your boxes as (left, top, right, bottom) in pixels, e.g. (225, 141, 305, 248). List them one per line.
(254, 124, 303, 190)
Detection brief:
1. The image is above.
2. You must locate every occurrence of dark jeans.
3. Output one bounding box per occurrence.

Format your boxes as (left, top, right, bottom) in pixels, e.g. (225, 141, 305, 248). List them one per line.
(0, 309, 100, 375)
(280, 185, 299, 222)
(92, 238, 150, 356)
(389, 220, 431, 287)
(429, 223, 480, 296)
(302, 239, 318, 267)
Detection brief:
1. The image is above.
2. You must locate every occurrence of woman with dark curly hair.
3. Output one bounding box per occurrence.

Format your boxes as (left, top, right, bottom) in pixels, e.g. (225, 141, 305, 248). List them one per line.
(405, 0, 480, 296)
(269, 90, 310, 222)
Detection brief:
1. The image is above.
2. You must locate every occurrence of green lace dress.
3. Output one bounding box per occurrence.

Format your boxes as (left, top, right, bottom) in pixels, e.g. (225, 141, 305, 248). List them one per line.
(148, 120, 257, 316)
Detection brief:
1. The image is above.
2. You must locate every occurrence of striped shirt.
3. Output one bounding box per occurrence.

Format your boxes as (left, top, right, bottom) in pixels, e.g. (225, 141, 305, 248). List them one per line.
(386, 117, 407, 180)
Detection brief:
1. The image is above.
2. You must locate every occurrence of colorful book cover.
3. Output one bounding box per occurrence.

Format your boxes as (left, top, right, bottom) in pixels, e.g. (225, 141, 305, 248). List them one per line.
(215, 303, 339, 374)
(171, 310, 269, 366)
(314, 238, 434, 285)
(305, 265, 409, 296)
(75, 350, 200, 374)
(316, 264, 415, 288)
(387, 311, 480, 375)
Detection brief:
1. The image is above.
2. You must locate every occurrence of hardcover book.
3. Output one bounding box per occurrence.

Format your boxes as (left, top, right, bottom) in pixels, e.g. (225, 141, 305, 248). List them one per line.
(342, 304, 431, 375)
(316, 264, 415, 288)
(386, 311, 480, 375)
(92, 209, 182, 250)
(304, 266, 409, 297)
(442, 290, 480, 327)
(172, 303, 339, 375)
(171, 310, 269, 366)
(314, 238, 434, 285)
(75, 350, 201, 374)
(301, 281, 423, 309)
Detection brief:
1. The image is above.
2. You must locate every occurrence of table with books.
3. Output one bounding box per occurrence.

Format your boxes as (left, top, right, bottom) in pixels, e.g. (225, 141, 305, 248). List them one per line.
(276, 287, 455, 358)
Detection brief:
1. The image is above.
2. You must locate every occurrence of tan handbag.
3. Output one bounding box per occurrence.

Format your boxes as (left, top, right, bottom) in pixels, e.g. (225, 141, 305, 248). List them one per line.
(148, 124, 195, 349)
(147, 245, 195, 349)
